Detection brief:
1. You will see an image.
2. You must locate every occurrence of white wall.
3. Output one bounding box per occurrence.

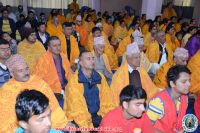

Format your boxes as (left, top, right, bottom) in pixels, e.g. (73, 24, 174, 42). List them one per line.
(193, 0, 200, 23)
(100, 0, 142, 15)
(142, 0, 163, 20)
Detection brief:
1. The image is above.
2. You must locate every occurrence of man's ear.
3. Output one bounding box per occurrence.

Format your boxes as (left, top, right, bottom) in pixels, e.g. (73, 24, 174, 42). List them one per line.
(122, 101, 128, 110)
(10, 71, 14, 78)
(170, 81, 175, 88)
(19, 121, 29, 130)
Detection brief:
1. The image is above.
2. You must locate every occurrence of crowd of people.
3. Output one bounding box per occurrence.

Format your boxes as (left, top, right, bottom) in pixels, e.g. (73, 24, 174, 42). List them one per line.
(0, 0, 200, 133)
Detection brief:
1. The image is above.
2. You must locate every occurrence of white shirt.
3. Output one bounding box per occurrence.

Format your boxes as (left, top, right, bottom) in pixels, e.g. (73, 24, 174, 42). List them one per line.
(39, 32, 47, 44)
(128, 64, 139, 73)
(159, 43, 167, 66)
(0, 62, 7, 70)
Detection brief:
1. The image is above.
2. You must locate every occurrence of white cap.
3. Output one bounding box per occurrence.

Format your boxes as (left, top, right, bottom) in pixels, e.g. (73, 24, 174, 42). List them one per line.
(126, 42, 140, 55)
(24, 22, 32, 28)
(96, 22, 102, 28)
(134, 36, 144, 46)
(132, 29, 143, 38)
(94, 36, 105, 46)
(174, 48, 189, 58)
(76, 15, 82, 21)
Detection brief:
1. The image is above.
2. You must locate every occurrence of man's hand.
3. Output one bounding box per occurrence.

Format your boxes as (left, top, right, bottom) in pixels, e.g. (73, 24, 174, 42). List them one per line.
(66, 122, 77, 133)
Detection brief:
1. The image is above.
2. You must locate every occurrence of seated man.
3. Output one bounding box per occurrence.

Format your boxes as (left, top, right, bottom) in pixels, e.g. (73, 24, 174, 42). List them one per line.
(194, 94, 200, 132)
(1, 32, 17, 54)
(0, 54, 73, 133)
(64, 50, 114, 128)
(111, 43, 159, 107)
(69, 0, 79, 14)
(46, 12, 63, 37)
(33, 36, 71, 107)
(36, 22, 50, 50)
(87, 27, 118, 70)
(100, 85, 154, 133)
(75, 15, 89, 48)
(187, 50, 200, 94)
(93, 36, 113, 85)
(15, 90, 63, 133)
(120, 30, 157, 74)
(0, 39, 11, 87)
(115, 29, 134, 58)
(58, 22, 80, 68)
(147, 65, 191, 133)
(146, 30, 173, 66)
(17, 27, 46, 73)
(154, 48, 189, 89)
(0, 8, 16, 38)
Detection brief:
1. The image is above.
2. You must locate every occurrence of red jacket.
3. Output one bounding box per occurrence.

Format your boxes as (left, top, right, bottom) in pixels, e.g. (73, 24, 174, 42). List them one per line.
(154, 90, 188, 133)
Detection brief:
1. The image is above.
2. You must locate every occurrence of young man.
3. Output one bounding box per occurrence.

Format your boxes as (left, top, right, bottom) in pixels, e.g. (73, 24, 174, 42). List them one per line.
(64, 50, 114, 128)
(58, 22, 80, 67)
(147, 65, 191, 133)
(0, 39, 11, 87)
(0, 8, 16, 38)
(15, 89, 63, 133)
(100, 85, 154, 133)
(1, 32, 17, 54)
(36, 22, 50, 50)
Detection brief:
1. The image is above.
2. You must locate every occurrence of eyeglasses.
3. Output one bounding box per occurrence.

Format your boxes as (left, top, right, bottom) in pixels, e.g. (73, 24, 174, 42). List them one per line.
(0, 47, 10, 51)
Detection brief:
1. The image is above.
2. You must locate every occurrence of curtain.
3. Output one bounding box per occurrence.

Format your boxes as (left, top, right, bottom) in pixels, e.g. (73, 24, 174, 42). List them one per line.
(28, 0, 90, 9)
(163, 0, 195, 7)
(1, 0, 22, 6)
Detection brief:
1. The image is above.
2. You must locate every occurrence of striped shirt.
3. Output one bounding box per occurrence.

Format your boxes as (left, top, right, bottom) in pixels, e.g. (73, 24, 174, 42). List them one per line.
(0, 63, 10, 87)
(2, 19, 12, 34)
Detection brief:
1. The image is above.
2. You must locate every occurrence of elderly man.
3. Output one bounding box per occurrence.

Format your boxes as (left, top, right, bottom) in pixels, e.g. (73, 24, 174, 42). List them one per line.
(146, 30, 173, 66)
(64, 50, 114, 128)
(120, 30, 152, 70)
(111, 43, 159, 107)
(87, 27, 118, 70)
(33, 36, 71, 107)
(120, 30, 159, 76)
(0, 54, 74, 133)
(154, 48, 189, 89)
(0, 39, 11, 87)
(93, 36, 112, 85)
(17, 27, 46, 73)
